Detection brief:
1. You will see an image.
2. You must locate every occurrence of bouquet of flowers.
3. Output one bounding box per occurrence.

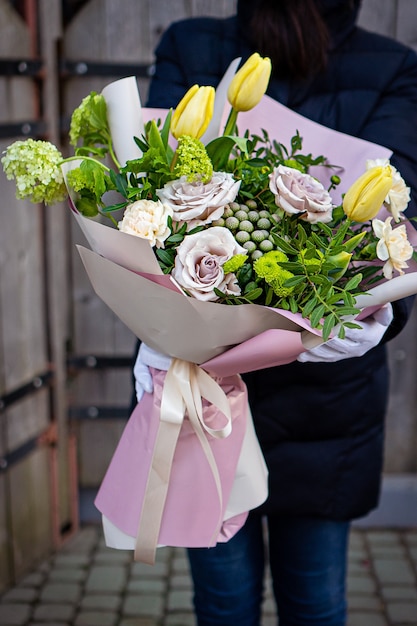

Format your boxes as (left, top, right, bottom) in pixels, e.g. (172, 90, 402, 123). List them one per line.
(3, 54, 415, 341)
(3, 53, 417, 563)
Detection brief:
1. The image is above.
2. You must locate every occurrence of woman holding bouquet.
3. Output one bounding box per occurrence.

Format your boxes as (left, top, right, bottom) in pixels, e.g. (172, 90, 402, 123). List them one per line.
(134, 0, 417, 624)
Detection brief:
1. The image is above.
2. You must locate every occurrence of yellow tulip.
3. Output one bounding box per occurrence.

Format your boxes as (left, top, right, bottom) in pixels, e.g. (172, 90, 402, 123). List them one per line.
(343, 166, 393, 222)
(171, 85, 215, 140)
(227, 53, 272, 112)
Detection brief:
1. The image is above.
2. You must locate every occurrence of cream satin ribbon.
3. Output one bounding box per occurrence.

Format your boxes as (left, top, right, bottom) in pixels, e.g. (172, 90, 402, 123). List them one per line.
(134, 358, 233, 564)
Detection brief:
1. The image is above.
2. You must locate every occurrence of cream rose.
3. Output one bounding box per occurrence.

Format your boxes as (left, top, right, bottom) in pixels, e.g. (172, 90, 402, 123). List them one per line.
(366, 158, 410, 221)
(372, 216, 413, 279)
(118, 199, 172, 248)
(172, 226, 245, 301)
(156, 172, 241, 227)
(269, 165, 334, 223)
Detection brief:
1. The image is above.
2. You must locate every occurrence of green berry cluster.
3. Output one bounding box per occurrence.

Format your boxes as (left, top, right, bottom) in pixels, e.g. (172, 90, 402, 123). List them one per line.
(213, 200, 280, 259)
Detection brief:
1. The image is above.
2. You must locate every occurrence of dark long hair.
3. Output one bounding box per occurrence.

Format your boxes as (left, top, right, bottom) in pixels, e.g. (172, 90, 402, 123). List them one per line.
(248, 0, 330, 79)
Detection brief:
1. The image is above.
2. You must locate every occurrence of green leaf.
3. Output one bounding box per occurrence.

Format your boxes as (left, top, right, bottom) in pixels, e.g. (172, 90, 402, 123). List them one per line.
(160, 110, 173, 149)
(310, 304, 326, 328)
(101, 201, 128, 213)
(303, 297, 318, 317)
(269, 233, 299, 255)
(166, 233, 185, 244)
(155, 248, 175, 267)
(297, 223, 308, 247)
(335, 306, 360, 316)
(343, 230, 366, 252)
(343, 321, 363, 330)
(322, 314, 336, 341)
(278, 261, 304, 273)
(244, 287, 263, 301)
(110, 170, 128, 197)
(342, 292, 356, 307)
(265, 286, 273, 306)
(283, 275, 306, 287)
(327, 294, 343, 305)
(289, 296, 299, 313)
(76, 196, 99, 217)
(206, 136, 236, 170)
(309, 274, 329, 286)
(315, 222, 333, 237)
(344, 274, 363, 291)
(148, 120, 169, 163)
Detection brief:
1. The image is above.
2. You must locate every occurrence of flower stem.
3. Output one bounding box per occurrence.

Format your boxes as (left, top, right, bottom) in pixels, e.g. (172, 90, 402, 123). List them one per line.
(99, 210, 118, 227)
(223, 108, 238, 137)
(58, 155, 111, 172)
(108, 143, 121, 170)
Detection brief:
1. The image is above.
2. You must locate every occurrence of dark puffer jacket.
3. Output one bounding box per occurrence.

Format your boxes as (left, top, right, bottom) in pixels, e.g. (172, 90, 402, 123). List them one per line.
(146, 0, 417, 519)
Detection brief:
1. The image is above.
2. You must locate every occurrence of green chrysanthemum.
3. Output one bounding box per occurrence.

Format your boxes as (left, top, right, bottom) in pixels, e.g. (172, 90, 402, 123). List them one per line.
(269, 271, 296, 297)
(1, 139, 67, 205)
(223, 253, 248, 274)
(254, 250, 295, 297)
(173, 135, 213, 183)
(253, 250, 288, 280)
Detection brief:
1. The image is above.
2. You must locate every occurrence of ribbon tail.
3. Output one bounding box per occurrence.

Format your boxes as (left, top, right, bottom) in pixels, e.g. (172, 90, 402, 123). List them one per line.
(134, 419, 182, 564)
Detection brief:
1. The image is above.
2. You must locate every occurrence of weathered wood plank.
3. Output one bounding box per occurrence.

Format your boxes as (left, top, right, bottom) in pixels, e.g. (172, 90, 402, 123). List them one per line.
(9, 448, 52, 579)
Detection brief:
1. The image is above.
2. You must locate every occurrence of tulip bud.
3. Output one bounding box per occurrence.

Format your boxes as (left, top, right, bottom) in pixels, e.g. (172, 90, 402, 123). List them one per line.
(171, 85, 215, 140)
(327, 251, 352, 281)
(343, 166, 393, 222)
(227, 53, 272, 112)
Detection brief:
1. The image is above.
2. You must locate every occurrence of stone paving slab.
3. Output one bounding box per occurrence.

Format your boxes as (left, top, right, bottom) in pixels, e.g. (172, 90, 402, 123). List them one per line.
(1, 526, 417, 625)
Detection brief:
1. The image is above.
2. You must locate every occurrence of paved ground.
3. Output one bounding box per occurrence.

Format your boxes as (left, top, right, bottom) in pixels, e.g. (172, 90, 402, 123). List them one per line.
(1, 525, 417, 626)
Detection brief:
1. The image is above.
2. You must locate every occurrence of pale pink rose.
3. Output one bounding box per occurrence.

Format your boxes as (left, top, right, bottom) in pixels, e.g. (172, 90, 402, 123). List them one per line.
(156, 172, 240, 227)
(118, 199, 172, 248)
(269, 165, 334, 223)
(372, 216, 413, 279)
(172, 226, 245, 301)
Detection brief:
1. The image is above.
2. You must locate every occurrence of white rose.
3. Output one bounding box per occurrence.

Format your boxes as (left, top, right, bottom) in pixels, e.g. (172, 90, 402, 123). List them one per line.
(269, 165, 334, 223)
(118, 199, 172, 248)
(366, 158, 410, 221)
(372, 216, 413, 279)
(156, 172, 241, 227)
(172, 226, 245, 301)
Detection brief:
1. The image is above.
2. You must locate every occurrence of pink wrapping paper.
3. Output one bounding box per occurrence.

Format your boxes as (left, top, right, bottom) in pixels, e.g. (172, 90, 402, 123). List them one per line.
(95, 369, 249, 548)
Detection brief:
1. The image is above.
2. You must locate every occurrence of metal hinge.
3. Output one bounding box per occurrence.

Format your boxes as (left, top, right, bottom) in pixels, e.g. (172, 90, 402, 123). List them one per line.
(60, 59, 155, 79)
(0, 370, 54, 412)
(0, 59, 43, 77)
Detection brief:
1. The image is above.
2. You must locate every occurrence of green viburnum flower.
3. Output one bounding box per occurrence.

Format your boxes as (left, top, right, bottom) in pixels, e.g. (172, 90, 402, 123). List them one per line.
(223, 253, 248, 274)
(253, 250, 295, 297)
(66, 166, 92, 193)
(1, 139, 67, 205)
(173, 135, 213, 183)
(69, 92, 109, 149)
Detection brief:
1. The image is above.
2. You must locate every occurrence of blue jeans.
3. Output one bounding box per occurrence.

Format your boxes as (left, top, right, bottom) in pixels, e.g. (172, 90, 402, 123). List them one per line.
(187, 513, 350, 626)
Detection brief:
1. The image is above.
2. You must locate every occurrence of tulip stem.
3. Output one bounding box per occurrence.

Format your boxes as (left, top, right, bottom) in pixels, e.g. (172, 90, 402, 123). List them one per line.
(170, 150, 178, 173)
(223, 108, 238, 137)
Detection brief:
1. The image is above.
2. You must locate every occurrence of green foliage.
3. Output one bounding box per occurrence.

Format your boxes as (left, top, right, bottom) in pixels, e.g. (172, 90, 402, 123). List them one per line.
(207, 128, 387, 340)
